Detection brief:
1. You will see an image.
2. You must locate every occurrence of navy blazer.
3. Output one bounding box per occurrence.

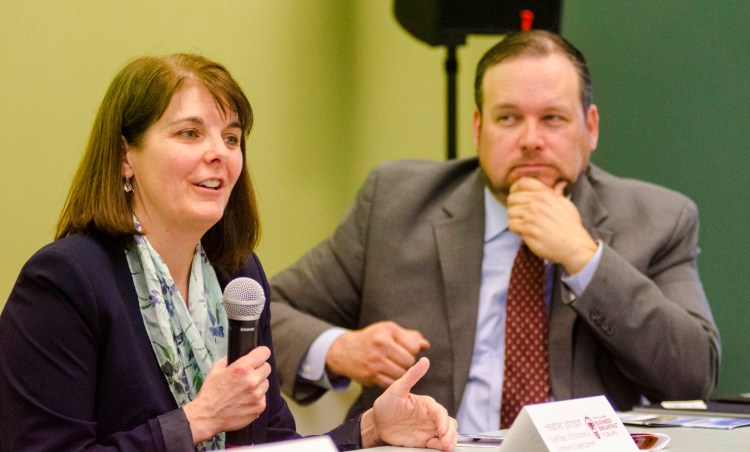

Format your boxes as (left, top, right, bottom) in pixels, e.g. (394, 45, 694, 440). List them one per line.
(0, 233, 360, 451)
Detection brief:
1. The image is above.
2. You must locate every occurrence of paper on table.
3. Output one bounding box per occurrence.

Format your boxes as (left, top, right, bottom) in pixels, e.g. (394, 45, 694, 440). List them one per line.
(619, 412, 750, 430)
(660, 400, 707, 410)
(457, 432, 504, 447)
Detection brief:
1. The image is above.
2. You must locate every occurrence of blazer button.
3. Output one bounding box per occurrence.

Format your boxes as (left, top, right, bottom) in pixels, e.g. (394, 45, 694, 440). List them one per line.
(590, 310, 602, 322)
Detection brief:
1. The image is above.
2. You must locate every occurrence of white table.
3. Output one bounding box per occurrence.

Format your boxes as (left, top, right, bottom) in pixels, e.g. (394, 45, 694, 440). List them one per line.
(357, 425, 750, 451)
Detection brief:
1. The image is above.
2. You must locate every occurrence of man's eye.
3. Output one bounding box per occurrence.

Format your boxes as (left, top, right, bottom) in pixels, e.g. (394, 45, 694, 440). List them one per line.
(496, 115, 518, 125)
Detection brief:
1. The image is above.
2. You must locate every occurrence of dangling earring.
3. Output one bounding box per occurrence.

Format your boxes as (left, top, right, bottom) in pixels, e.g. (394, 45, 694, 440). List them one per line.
(124, 177, 133, 193)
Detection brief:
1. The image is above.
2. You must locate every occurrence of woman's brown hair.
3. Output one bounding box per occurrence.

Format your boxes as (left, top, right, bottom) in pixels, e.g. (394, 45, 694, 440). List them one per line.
(56, 53, 259, 272)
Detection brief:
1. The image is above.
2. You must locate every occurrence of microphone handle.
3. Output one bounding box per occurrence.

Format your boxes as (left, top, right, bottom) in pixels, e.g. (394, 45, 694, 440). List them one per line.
(225, 318, 259, 446)
(226, 318, 260, 364)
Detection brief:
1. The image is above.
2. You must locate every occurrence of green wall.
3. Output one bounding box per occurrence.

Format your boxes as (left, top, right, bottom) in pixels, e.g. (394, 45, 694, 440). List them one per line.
(1, 0, 747, 433)
(562, 1, 750, 397)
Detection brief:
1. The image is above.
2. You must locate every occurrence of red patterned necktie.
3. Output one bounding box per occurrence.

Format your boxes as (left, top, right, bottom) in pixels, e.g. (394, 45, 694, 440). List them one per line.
(500, 243, 550, 429)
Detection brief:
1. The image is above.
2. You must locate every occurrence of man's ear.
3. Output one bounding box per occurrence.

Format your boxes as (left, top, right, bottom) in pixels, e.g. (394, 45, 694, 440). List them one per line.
(586, 104, 600, 152)
(472, 108, 482, 151)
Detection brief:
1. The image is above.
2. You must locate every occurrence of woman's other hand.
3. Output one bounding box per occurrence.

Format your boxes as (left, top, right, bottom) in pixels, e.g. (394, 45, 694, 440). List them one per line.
(361, 357, 458, 451)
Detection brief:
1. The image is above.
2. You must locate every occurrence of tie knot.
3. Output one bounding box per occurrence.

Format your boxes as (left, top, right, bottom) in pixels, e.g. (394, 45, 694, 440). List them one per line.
(515, 243, 544, 268)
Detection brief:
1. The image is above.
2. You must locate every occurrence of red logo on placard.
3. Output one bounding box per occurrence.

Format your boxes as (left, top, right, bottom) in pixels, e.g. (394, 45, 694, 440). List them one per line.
(585, 416, 600, 439)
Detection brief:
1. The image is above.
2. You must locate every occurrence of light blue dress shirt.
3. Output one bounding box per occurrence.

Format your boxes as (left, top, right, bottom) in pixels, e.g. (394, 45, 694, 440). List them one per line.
(456, 188, 602, 433)
(299, 187, 603, 433)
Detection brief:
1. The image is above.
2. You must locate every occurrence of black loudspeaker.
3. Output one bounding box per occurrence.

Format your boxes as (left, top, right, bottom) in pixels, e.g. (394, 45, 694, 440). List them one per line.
(394, 0, 563, 46)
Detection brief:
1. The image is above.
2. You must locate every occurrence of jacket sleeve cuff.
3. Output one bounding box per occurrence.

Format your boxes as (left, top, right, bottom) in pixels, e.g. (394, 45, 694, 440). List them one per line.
(326, 413, 363, 451)
(157, 408, 195, 452)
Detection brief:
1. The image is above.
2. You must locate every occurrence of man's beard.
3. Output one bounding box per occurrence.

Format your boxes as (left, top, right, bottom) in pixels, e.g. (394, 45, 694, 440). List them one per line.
(480, 168, 579, 204)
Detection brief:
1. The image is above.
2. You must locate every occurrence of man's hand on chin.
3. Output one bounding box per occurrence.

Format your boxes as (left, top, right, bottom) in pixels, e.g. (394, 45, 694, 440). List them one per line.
(507, 177, 597, 274)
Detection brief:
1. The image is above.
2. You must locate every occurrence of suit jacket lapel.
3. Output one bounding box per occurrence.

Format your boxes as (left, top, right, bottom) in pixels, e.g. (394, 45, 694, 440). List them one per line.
(573, 165, 613, 244)
(433, 169, 486, 412)
(549, 165, 612, 400)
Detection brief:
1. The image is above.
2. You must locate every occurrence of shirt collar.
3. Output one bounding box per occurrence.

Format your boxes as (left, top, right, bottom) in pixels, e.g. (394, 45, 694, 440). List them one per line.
(484, 186, 508, 243)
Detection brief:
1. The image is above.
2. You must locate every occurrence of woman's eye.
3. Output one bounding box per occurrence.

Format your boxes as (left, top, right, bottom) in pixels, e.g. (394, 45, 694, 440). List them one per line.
(224, 135, 240, 146)
(180, 129, 198, 138)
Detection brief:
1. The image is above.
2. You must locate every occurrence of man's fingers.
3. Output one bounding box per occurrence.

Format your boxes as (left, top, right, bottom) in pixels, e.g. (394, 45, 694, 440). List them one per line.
(553, 180, 568, 196)
(374, 374, 397, 389)
(510, 176, 546, 193)
(511, 176, 568, 198)
(396, 328, 431, 354)
(371, 344, 425, 388)
(386, 357, 430, 397)
(375, 356, 411, 380)
(374, 338, 429, 378)
(375, 323, 429, 367)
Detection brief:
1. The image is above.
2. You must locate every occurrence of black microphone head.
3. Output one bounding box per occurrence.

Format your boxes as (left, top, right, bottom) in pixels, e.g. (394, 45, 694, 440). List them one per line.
(222, 277, 265, 321)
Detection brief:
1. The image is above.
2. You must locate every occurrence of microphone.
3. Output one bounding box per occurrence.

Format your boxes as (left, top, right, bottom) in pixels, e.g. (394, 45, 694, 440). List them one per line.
(221, 277, 266, 446)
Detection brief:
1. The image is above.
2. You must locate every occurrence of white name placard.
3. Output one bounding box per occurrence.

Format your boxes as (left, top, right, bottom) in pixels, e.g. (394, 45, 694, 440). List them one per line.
(499, 396, 637, 451)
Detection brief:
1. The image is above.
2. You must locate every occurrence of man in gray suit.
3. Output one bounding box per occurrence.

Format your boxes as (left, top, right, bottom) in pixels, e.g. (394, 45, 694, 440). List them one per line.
(270, 30, 720, 433)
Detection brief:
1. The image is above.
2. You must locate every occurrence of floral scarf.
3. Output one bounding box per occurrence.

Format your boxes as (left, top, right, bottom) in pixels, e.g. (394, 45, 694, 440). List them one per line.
(125, 224, 227, 450)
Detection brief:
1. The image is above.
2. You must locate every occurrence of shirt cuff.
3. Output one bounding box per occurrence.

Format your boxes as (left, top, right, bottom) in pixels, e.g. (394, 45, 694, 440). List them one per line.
(298, 328, 351, 390)
(561, 240, 603, 297)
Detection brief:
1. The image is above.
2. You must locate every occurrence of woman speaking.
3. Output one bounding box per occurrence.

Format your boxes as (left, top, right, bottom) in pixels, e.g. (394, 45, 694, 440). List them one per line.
(0, 53, 456, 451)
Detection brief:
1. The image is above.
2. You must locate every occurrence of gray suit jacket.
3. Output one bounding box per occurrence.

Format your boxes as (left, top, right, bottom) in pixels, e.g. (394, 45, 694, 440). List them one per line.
(270, 158, 720, 420)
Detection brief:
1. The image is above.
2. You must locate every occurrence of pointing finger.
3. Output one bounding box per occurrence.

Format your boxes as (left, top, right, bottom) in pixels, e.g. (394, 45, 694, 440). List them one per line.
(386, 357, 430, 397)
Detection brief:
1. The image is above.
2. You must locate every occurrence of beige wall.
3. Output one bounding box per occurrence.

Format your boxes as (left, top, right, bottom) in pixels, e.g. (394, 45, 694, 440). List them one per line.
(0, 0, 500, 435)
